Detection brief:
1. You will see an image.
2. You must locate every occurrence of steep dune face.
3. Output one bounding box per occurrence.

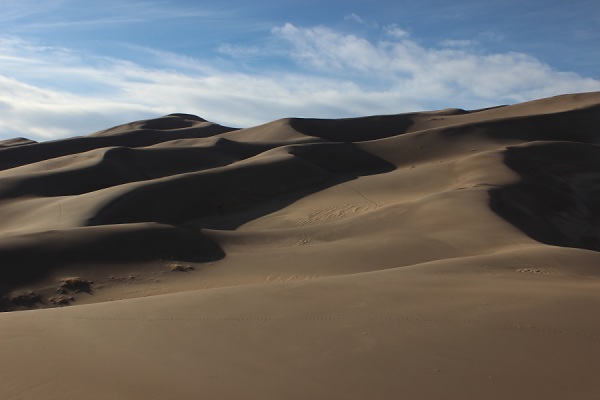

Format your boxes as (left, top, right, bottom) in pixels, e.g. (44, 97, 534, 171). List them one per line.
(2, 92, 600, 400)
(490, 141, 600, 252)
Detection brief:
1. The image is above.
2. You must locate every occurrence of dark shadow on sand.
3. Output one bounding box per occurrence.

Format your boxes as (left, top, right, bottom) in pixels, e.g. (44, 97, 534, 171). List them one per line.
(0, 139, 396, 300)
(489, 142, 600, 253)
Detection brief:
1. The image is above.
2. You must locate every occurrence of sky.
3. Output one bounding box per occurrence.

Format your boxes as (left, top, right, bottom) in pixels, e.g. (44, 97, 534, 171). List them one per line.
(1, 0, 599, 140)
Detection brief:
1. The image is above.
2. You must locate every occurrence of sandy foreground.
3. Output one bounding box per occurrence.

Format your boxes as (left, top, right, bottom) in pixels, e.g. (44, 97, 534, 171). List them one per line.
(1, 92, 600, 399)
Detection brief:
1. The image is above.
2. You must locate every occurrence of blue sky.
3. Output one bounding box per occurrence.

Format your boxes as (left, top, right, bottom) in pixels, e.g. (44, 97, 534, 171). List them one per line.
(1, 0, 599, 140)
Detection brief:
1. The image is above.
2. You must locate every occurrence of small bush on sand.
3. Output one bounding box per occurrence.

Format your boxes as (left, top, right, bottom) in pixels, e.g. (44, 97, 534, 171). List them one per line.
(49, 295, 74, 306)
(169, 263, 194, 272)
(7, 291, 42, 307)
(58, 277, 93, 293)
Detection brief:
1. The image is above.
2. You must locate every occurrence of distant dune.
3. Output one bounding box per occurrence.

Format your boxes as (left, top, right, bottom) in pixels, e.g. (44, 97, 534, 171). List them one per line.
(2, 92, 600, 399)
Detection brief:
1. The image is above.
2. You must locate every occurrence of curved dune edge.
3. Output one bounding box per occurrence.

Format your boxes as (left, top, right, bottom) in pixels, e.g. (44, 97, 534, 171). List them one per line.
(1, 92, 599, 310)
(1, 92, 600, 399)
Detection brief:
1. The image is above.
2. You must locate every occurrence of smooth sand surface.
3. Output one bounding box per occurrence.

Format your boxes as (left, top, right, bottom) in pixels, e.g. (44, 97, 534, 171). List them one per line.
(1, 93, 600, 399)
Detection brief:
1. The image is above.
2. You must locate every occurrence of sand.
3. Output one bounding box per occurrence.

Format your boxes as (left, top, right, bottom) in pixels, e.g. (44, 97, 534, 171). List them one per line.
(1, 92, 600, 399)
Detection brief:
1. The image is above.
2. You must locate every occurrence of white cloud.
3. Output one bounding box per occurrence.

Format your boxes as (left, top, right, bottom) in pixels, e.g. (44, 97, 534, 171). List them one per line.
(0, 38, 417, 139)
(272, 23, 384, 72)
(272, 24, 600, 102)
(0, 75, 160, 139)
(343, 13, 380, 29)
(344, 13, 364, 24)
(1, 23, 599, 141)
(384, 24, 409, 39)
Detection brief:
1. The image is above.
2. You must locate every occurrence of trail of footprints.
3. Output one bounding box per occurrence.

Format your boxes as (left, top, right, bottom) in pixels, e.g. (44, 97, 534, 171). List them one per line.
(297, 202, 377, 226)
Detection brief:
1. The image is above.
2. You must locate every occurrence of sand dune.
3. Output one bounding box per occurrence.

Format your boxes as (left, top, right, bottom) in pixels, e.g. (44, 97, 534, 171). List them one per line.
(1, 92, 600, 399)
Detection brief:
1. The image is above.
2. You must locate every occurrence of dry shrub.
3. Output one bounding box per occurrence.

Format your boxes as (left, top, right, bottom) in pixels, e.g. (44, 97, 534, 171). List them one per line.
(58, 277, 93, 293)
(7, 291, 41, 307)
(169, 263, 194, 272)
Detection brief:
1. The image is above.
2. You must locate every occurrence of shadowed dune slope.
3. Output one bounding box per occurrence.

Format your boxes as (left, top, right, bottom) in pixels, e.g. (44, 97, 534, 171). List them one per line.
(0, 92, 599, 303)
(0, 114, 237, 171)
(490, 141, 600, 251)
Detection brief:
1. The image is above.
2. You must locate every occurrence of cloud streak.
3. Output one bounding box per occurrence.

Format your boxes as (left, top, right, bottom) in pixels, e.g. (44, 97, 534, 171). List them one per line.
(1, 23, 599, 140)
(273, 23, 600, 100)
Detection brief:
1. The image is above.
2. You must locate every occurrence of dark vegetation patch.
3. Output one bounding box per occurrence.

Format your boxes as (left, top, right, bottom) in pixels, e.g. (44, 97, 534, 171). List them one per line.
(58, 277, 93, 294)
(169, 263, 195, 272)
(49, 295, 75, 306)
(4, 291, 42, 308)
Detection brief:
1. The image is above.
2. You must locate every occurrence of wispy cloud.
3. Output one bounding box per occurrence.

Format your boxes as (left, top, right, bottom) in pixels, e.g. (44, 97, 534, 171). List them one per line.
(24, 17, 145, 31)
(272, 24, 385, 72)
(1, 22, 599, 140)
(2, 0, 236, 37)
(343, 12, 379, 29)
(384, 24, 409, 39)
(344, 13, 364, 24)
(217, 44, 261, 59)
(272, 23, 600, 100)
(0, 0, 65, 24)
